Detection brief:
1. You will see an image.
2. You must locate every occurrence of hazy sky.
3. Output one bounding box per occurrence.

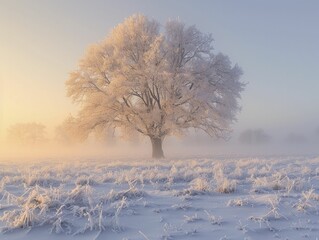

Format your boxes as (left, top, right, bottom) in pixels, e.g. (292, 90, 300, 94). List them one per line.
(1, 0, 318, 141)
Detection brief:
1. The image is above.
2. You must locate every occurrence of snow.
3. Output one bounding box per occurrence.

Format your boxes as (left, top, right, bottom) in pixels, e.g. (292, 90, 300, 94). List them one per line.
(0, 155, 319, 239)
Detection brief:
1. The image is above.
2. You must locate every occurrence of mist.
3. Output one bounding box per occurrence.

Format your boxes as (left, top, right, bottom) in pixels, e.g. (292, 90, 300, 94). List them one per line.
(1, 126, 318, 162)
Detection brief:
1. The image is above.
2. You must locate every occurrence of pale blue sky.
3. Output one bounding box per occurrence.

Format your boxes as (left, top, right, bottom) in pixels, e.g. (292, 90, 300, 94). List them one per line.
(0, 0, 318, 141)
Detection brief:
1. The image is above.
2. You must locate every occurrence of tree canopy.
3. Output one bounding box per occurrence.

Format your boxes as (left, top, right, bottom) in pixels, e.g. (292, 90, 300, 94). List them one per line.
(66, 15, 245, 158)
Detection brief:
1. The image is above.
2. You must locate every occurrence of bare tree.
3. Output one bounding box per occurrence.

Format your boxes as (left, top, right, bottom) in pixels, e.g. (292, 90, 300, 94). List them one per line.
(7, 122, 46, 145)
(66, 15, 245, 158)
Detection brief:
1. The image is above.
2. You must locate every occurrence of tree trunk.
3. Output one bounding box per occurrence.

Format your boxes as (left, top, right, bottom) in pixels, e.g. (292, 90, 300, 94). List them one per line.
(150, 137, 164, 159)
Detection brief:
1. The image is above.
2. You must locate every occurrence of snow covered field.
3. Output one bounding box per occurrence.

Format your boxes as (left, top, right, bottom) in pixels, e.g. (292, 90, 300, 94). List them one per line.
(0, 155, 319, 240)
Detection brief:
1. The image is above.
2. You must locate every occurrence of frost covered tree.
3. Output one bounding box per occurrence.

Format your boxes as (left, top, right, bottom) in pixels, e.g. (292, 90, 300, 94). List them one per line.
(66, 15, 245, 158)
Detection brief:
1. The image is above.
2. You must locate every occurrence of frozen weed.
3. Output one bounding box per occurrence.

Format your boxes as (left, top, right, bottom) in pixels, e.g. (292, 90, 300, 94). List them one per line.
(68, 184, 94, 208)
(214, 167, 236, 193)
(236, 220, 248, 233)
(171, 202, 192, 211)
(177, 177, 211, 196)
(249, 216, 275, 232)
(139, 230, 151, 240)
(111, 197, 127, 232)
(183, 213, 201, 223)
(161, 222, 182, 240)
(227, 197, 250, 207)
(50, 217, 73, 234)
(106, 187, 145, 203)
(75, 176, 98, 186)
(1, 206, 39, 229)
(263, 196, 287, 220)
(0, 190, 18, 205)
(204, 210, 222, 225)
(190, 177, 211, 192)
(294, 188, 317, 212)
(216, 178, 236, 194)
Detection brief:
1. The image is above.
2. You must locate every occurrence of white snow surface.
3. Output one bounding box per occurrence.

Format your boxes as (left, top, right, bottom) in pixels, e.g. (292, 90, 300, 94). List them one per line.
(0, 155, 319, 240)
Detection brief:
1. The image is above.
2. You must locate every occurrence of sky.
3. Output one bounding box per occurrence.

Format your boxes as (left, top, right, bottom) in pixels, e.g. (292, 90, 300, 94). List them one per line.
(0, 0, 319, 146)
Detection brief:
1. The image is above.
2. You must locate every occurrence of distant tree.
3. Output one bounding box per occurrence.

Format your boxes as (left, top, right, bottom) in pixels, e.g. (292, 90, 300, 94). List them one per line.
(55, 116, 117, 145)
(66, 15, 245, 158)
(55, 116, 79, 144)
(7, 122, 46, 145)
(285, 133, 307, 144)
(239, 129, 271, 145)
